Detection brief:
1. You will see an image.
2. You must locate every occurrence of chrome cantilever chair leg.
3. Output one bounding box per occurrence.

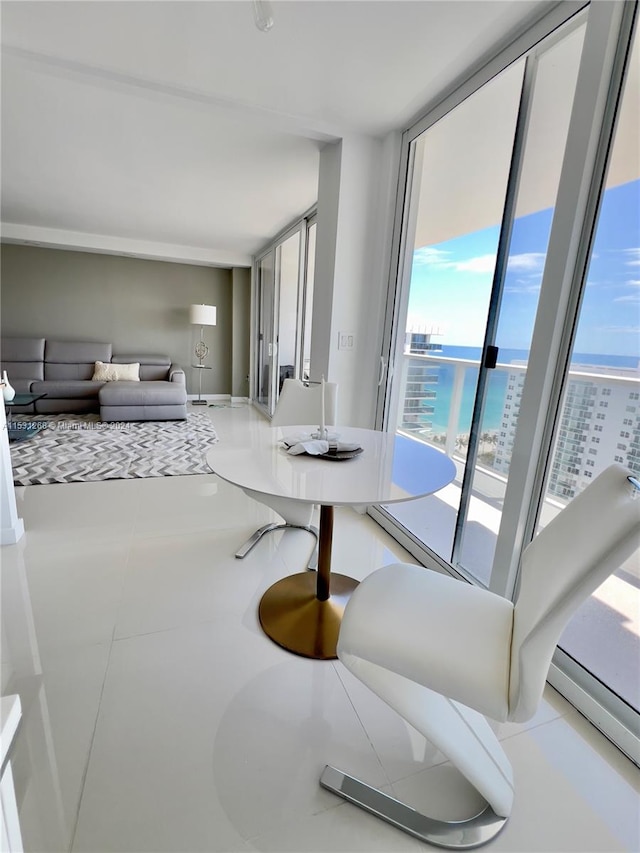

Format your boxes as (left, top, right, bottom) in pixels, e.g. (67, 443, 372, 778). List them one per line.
(320, 766, 508, 850)
(235, 523, 319, 569)
(320, 688, 512, 850)
(322, 467, 640, 849)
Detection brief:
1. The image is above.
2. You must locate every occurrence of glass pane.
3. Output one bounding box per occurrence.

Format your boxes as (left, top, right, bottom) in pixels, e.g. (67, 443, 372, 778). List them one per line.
(276, 231, 301, 394)
(301, 221, 317, 381)
(541, 26, 640, 712)
(457, 23, 587, 583)
(385, 60, 525, 561)
(256, 252, 274, 410)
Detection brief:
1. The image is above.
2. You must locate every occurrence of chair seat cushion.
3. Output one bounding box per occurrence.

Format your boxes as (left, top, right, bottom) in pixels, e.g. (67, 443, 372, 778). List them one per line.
(338, 563, 514, 721)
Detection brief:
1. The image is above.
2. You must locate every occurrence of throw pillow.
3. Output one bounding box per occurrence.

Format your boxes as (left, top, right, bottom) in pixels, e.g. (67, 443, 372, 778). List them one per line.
(92, 361, 140, 382)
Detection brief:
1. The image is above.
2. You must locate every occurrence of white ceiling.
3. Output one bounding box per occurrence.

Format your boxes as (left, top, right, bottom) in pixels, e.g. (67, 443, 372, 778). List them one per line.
(1, 0, 556, 267)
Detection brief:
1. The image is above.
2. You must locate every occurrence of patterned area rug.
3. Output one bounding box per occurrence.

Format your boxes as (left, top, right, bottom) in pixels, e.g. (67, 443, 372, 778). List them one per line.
(9, 413, 219, 485)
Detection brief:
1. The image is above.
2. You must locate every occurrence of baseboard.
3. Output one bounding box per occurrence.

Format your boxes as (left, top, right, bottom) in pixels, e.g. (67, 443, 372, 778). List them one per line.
(1, 519, 25, 545)
(187, 394, 230, 403)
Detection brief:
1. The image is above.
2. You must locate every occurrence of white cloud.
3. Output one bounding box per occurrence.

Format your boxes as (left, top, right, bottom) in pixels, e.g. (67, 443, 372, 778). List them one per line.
(626, 279, 640, 286)
(505, 283, 542, 294)
(413, 247, 451, 266)
(614, 293, 640, 303)
(452, 254, 497, 273)
(597, 325, 640, 334)
(414, 248, 498, 274)
(623, 248, 640, 266)
(507, 252, 546, 272)
(414, 249, 546, 277)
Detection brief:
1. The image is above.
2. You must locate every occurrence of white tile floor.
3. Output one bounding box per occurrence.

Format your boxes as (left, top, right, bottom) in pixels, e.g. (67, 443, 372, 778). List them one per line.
(1, 403, 639, 852)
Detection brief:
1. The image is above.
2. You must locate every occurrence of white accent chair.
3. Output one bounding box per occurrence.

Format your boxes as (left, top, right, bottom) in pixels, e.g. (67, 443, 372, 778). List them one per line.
(236, 379, 338, 568)
(321, 464, 640, 848)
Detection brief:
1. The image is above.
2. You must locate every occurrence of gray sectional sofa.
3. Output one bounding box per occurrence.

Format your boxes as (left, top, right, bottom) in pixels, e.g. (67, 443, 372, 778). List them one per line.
(1, 337, 187, 421)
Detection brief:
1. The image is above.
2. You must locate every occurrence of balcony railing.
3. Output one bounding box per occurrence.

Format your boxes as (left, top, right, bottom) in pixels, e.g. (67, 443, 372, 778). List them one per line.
(391, 350, 640, 711)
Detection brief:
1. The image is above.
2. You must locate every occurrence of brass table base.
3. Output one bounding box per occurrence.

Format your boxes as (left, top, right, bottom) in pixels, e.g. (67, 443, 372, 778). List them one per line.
(259, 571, 359, 660)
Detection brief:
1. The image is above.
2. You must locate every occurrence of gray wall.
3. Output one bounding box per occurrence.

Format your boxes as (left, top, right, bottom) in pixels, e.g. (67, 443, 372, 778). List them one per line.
(0, 245, 248, 396)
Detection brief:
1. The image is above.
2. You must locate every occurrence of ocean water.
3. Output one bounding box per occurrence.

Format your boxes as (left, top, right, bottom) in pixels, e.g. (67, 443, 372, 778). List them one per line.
(425, 346, 639, 434)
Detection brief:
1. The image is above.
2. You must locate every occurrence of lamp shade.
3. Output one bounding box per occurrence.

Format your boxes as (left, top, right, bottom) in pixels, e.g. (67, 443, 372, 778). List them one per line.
(190, 304, 217, 326)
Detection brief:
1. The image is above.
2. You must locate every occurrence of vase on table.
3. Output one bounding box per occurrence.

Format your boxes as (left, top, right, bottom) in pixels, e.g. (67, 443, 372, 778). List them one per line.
(2, 370, 15, 402)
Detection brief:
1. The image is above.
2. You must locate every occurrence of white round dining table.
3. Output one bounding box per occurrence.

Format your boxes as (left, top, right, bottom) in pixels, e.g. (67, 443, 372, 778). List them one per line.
(206, 426, 456, 659)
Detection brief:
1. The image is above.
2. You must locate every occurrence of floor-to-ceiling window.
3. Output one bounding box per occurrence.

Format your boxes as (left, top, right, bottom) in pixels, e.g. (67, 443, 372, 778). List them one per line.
(374, 1, 638, 759)
(255, 252, 275, 411)
(300, 217, 317, 381)
(380, 14, 587, 583)
(253, 212, 317, 417)
(539, 21, 639, 732)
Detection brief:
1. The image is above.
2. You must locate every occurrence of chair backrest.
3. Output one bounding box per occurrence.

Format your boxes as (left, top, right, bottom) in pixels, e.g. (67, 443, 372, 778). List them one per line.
(270, 378, 338, 428)
(508, 464, 640, 722)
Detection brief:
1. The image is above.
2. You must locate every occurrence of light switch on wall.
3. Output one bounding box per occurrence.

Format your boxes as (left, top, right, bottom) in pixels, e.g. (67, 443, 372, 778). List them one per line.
(338, 331, 355, 350)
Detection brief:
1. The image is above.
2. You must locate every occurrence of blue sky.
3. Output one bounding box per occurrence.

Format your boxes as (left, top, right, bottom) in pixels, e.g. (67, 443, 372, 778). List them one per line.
(407, 179, 640, 358)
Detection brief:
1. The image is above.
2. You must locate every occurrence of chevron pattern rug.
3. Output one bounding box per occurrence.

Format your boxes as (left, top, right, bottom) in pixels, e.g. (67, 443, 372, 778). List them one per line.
(9, 413, 219, 486)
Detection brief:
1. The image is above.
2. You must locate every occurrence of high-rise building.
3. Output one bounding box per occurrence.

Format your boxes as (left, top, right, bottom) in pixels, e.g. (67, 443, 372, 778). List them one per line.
(399, 330, 442, 434)
(495, 363, 640, 499)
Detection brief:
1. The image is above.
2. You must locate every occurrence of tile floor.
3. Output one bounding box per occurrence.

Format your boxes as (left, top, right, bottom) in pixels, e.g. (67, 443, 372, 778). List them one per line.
(1, 403, 639, 852)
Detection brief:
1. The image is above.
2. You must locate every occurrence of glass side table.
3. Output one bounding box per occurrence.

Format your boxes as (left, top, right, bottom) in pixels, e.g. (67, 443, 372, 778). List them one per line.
(5, 393, 47, 441)
(191, 364, 212, 406)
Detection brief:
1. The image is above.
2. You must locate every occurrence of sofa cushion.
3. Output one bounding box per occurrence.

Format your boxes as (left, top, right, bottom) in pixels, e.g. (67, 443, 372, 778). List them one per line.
(99, 380, 187, 407)
(112, 355, 170, 381)
(93, 361, 140, 382)
(45, 341, 113, 380)
(1, 336, 45, 384)
(31, 380, 105, 399)
(1, 336, 46, 363)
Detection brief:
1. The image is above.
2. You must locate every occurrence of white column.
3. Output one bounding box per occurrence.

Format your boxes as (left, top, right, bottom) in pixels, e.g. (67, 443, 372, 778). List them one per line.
(0, 402, 24, 545)
(311, 132, 400, 427)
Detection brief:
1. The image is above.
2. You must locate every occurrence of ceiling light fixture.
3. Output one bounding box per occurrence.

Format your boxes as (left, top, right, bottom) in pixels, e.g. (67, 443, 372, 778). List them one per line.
(252, 0, 274, 33)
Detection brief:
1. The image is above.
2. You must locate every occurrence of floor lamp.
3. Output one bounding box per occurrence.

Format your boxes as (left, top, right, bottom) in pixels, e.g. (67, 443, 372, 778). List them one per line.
(189, 304, 217, 405)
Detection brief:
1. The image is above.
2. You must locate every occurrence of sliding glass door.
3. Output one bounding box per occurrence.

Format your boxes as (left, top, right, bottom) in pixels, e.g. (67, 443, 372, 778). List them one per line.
(374, 1, 639, 756)
(381, 14, 586, 585)
(455, 21, 587, 581)
(275, 230, 302, 396)
(255, 252, 275, 411)
(254, 213, 317, 416)
(539, 22, 640, 720)
(300, 218, 317, 381)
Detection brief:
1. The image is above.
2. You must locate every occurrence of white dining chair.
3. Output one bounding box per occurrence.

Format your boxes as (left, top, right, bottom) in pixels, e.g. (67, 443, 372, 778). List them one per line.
(237, 378, 338, 568)
(321, 464, 640, 848)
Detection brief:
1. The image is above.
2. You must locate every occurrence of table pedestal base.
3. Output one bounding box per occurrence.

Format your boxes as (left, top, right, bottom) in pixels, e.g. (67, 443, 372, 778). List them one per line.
(259, 572, 359, 660)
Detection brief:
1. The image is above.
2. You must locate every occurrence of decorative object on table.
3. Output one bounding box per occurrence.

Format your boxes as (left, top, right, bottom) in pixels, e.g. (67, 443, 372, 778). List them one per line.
(317, 374, 328, 440)
(321, 464, 640, 847)
(284, 437, 363, 460)
(2, 370, 15, 402)
(189, 304, 217, 405)
(8, 412, 218, 485)
(234, 377, 339, 568)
